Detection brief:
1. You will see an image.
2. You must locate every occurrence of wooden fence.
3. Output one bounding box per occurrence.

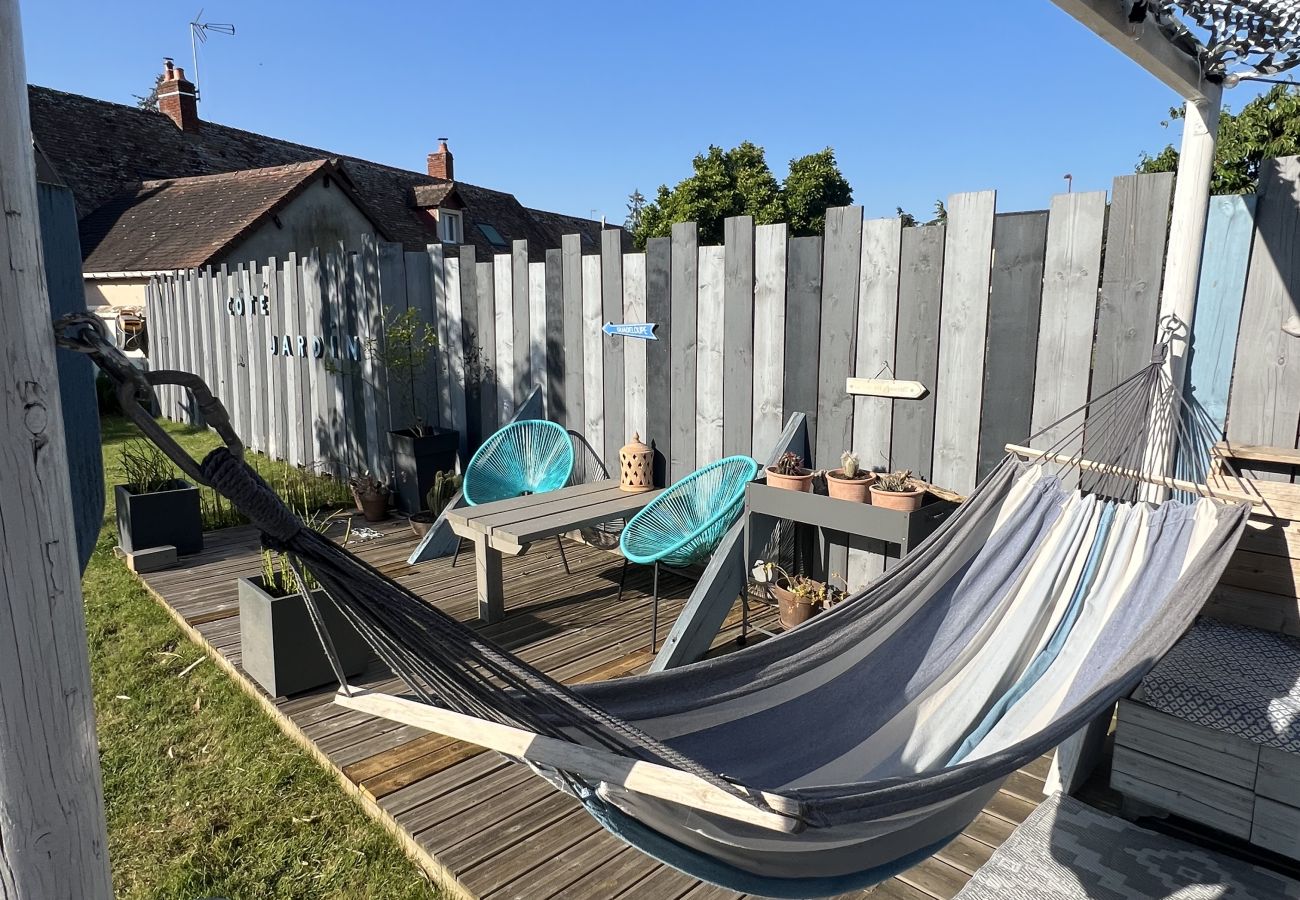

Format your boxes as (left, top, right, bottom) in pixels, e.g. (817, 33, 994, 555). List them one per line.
(146, 158, 1300, 586)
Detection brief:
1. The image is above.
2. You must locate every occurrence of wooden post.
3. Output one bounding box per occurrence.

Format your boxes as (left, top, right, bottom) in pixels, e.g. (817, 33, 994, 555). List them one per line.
(0, 0, 114, 893)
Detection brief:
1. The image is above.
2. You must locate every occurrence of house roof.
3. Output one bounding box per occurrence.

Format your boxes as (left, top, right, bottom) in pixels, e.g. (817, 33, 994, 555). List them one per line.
(78, 159, 387, 272)
(28, 84, 619, 264)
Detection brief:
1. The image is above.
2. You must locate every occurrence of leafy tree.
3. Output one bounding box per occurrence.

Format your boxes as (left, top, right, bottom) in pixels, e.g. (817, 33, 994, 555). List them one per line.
(1138, 85, 1300, 193)
(134, 73, 164, 112)
(625, 189, 646, 233)
(896, 200, 947, 228)
(633, 142, 853, 247)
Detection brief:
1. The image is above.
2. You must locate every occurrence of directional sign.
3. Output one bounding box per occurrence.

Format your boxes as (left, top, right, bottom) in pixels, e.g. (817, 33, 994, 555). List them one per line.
(602, 321, 658, 341)
(845, 377, 928, 400)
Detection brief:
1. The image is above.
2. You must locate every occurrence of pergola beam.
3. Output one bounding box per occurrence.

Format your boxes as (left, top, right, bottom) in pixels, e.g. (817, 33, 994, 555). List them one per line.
(1050, 0, 1221, 103)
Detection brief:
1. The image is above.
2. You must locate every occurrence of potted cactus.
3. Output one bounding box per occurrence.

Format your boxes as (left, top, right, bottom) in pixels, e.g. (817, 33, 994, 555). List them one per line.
(766, 451, 815, 492)
(870, 469, 925, 512)
(114, 439, 203, 555)
(349, 470, 390, 522)
(409, 469, 462, 537)
(826, 451, 876, 503)
(758, 562, 844, 630)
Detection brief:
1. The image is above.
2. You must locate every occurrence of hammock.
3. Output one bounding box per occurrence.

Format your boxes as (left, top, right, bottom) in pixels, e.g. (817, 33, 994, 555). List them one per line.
(58, 315, 1254, 898)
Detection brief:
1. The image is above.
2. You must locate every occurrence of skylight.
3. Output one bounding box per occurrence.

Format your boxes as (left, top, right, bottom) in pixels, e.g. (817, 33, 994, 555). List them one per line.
(477, 223, 508, 248)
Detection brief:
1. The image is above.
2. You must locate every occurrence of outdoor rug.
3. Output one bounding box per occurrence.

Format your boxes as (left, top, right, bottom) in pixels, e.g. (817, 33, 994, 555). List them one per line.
(951, 794, 1300, 899)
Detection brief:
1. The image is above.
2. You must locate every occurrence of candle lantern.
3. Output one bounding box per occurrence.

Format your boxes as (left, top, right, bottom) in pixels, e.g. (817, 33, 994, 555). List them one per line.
(619, 432, 654, 493)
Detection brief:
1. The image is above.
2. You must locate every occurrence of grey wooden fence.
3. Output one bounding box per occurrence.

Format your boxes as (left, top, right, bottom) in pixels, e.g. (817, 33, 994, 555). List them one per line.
(147, 158, 1300, 588)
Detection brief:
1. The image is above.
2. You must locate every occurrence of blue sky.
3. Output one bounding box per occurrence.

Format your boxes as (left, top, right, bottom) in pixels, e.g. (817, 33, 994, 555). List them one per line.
(20, 1, 1268, 225)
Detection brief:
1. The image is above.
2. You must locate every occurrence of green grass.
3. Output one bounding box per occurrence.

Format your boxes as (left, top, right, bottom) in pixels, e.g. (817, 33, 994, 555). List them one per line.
(88, 417, 441, 899)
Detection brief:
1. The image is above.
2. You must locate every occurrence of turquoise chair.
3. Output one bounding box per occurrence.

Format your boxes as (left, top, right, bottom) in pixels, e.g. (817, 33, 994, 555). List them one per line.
(453, 420, 576, 570)
(618, 455, 760, 652)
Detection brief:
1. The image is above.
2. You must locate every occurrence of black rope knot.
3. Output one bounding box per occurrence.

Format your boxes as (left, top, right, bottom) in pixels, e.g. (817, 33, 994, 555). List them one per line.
(200, 447, 304, 544)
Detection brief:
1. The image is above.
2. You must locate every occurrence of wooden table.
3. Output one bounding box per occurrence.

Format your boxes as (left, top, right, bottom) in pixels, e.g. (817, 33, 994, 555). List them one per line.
(444, 480, 662, 624)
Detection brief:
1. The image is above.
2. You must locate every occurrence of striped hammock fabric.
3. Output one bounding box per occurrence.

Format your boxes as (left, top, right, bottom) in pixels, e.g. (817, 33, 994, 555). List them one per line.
(569, 458, 1249, 896)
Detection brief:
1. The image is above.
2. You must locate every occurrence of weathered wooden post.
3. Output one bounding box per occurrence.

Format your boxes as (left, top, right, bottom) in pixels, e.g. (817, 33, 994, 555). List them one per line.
(0, 0, 114, 894)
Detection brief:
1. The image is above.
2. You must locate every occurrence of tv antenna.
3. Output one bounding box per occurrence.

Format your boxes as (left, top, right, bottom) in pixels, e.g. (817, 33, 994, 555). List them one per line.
(189, 9, 236, 102)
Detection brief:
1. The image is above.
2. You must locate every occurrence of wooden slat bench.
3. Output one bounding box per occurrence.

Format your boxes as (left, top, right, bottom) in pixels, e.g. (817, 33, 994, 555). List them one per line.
(445, 480, 662, 624)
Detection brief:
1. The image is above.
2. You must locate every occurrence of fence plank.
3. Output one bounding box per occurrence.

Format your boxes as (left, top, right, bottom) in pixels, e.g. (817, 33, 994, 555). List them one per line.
(529, 260, 547, 415)
(1031, 190, 1107, 457)
(302, 251, 332, 471)
(1188, 194, 1255, 430)
(623, 252, 648, 442)
(582, 253, 605, 458)
(458, 246, 482, 449)
(723, 216, 755, 457)
(427, 243, 450, 430)
(476, 259, 499, 438)
(195, 269, 216, 427)
(561, 234, 584, 437)
(696, 245, 725, 464)
(815, 206, 863, 470)
(670, 222, 699, 481)
(233, 264, 254, 446)
(280, 256, 306, 467)
(643, 237, 672, 482)
(544, 248, 565, 428)
(1090, 172, 1174, 435)
(247, 262, 270, 453)
(891, 224, 945, 479)
(493, 253, 515, 423)
(401, 247, 434, 433)
(752, 223, 788, 458)
(602, 230, 626, 465)
(784, 236, 823, 460)
(443, 254, 468, 464)
(1227, 156, 1300, 452)
(213, 264, 232, 425)
(978, 211, 1048, 479)
(265, 259, 286, 459)
(933, 190, 996, 494)
(171, 274, 192, 422)
(512, 240, 531, 404)
(365, 241, 395, 478)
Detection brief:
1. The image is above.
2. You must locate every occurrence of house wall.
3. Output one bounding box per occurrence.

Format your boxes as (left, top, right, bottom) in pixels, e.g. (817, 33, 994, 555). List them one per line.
(84, 276, 149, 312)
(222, 177, 376, 265)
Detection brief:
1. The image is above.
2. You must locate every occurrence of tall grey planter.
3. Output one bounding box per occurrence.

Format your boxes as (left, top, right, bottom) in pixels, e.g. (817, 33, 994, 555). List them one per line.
(114, 479, 202, 555)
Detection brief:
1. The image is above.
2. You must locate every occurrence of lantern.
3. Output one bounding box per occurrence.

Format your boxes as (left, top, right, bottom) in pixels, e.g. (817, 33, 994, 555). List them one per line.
(619, 432, 654, 493)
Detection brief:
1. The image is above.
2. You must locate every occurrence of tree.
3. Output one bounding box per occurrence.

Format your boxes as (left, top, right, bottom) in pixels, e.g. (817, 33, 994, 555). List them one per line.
(633, 142, 853, 248)
(134, 72, 164, 111)
(625, 189, 646, 234)
(1138, 84, 1300, 193)
(896, 200, 947, 227)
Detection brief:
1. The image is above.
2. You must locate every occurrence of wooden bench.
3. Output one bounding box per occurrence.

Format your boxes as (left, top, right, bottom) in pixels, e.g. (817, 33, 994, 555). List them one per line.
(1112, 442, 1300, 860)
(444, 480, 662, 624)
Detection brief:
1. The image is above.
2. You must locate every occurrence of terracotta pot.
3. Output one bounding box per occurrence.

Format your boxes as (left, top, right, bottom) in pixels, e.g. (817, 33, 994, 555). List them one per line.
(869, 484, 925, 512)
(766, 466, 814, 492)
(826, 469, 876, 503)
(409, 513, 436, 538)
(353, 489, 390, 522)
(771, 583, 820, 630)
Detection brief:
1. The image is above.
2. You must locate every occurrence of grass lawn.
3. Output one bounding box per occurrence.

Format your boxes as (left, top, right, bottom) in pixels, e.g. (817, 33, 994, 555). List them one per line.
(87, 416, 442, 899)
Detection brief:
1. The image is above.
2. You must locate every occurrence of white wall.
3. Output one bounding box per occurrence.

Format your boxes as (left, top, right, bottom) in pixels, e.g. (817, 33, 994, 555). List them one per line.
(223, 176, 378, 264)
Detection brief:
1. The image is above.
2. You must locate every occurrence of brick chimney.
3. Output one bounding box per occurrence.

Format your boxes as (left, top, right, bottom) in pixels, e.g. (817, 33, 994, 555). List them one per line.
(157, 58, 199, 133)
(427, 138, 453, 181)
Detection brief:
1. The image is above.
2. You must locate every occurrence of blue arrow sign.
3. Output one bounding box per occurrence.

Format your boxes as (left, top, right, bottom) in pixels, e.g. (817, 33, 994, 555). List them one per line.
(602, 321, 658, 341)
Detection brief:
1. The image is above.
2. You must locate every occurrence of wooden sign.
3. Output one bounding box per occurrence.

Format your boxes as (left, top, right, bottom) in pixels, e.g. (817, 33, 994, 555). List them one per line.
(845, 377, 928, 400)
(602, 321, 658, 340)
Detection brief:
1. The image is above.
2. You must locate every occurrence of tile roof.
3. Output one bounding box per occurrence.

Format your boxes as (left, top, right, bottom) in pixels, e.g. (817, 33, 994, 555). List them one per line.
(28, 84, 618, 264)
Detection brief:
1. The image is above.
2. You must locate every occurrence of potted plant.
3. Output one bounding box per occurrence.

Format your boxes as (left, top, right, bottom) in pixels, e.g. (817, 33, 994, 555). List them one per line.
(766, 451, 815, 492)
(409, 469, 461, 537)
(239, 510, 371, 697)
(349, 470, 390, 522)
(759, 563, 844, 630)
(114, 439, 203, 555)
(371, 307, 460, 514)
(870, 469, 926, 512)
(826, 451, 876, 503)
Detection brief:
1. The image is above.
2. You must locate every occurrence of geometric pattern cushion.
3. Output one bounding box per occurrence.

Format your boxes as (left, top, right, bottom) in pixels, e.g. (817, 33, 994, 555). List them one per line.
(1140, 618, 1300, 754)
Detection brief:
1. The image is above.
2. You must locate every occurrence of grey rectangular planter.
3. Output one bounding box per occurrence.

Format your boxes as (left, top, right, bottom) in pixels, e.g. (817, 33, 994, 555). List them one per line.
(390, 426, 459, 514)
(238, 576, 372, 698)
(114, 479, 203, 555)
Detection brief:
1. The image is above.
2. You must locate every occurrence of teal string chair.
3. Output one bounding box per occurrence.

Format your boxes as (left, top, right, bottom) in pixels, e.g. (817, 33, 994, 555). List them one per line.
(452, 420, 575, 570)
(618, 455, 760, 652)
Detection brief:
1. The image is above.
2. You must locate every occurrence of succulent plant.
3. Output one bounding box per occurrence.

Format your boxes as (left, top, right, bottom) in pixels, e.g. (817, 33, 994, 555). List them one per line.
(773, 451, 806, 476)
(841, 451, 859, 478)
(874, 469, 916, 492)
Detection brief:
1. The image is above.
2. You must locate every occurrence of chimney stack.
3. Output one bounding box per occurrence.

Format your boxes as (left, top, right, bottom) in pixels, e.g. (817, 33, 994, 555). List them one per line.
(427, 138, 453, 181)
(157, 57, 200, 133)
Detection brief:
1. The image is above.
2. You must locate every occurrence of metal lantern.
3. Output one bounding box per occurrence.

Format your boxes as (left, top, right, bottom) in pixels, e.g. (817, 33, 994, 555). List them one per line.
(619, 432, 654, 493)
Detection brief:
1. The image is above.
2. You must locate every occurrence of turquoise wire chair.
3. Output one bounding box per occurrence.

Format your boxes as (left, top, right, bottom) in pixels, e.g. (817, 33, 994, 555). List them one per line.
(618, 455, 760, 652)
(452, 420, 575, 570)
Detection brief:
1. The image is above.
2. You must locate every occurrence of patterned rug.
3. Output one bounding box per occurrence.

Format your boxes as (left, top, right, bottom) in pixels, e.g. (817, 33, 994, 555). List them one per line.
(952, 794, 1300, 899)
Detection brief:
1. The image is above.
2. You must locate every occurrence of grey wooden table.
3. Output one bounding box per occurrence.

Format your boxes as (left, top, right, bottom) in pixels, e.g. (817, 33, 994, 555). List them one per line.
(444, 480, 662, 624)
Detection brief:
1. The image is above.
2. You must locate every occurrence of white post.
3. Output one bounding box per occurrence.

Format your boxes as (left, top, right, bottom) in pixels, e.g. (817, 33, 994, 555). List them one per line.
(0, 0, 114, 895)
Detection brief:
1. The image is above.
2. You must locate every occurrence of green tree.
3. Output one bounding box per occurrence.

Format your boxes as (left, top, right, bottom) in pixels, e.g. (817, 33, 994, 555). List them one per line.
(625, 189, 646, 233)
(1138, 85, 1300, 193)
(633, 142, 853, 248)
(134, 72, 164, 111)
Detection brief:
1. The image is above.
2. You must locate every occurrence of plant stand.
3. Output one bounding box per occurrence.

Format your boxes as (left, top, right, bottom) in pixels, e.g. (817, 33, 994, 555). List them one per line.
(390, 427, 459, 515)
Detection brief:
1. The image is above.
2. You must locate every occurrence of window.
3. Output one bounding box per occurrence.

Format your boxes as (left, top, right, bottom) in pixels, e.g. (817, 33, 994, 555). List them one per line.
(439, 209, 463, 244)
(477, 222, 508, 249)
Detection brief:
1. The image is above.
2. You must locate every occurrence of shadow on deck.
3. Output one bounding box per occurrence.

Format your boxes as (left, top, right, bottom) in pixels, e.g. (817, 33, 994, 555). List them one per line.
(132, 516, 1049, 900)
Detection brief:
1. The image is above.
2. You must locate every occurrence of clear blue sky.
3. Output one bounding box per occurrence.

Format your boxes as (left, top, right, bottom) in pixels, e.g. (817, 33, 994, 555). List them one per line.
(19, 1, 1268, 225)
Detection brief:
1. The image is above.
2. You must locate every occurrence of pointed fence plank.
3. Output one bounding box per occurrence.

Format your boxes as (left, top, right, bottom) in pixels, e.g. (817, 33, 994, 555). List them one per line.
(544, 248, 565, 428)
(582, 253, 605, 459)
(443, 254, 468, 464)
(459, 247, 483, 449)
(494, 253, 516, 424)
(696, 245, 726, 464)
(512, 241, 532, 406)
(246, 263, 270, 453)
(645, 237, 673, 482)
(891, 224, 945, 479)
(978, 211, 1048, 480)
(623, 252, 648, 442)
(815, 206, 863, 470)
(752, 223, 788, 458)
(281, 255, 307, 467)
(601, 230, 626, 465)
(933, 190, 996, 494)
(394, 246, 427, 434)
(1031, 191, 1107, 457)
(784, 236, 823, 458)
(670, 222, 699, 481)
(723, 216, 755, 457)
(364, 242, 393, 477)
(430, 244, 452, 431)
(562, 234, 585, 437)
(264, 261, 286, 458)
(476, 259, 499, 438)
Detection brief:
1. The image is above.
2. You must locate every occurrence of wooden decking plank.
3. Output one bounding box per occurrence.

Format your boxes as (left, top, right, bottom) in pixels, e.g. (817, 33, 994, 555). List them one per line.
(415, 776, 559, 853)
(392, 761, 537, 835)
(999, 770, 1046, 805)
(489, 828, 627, 900)
(932, 833, 995, 876)
(895, 855, 971, 900)
(458, 806, 597, 889)
(557, 844, 664, 900)
(960, 810, 1016, 849)
(609, 863, 700, 900)
(984, 789, 1038, 825)
(437, 791, 580, 873)
(868, 878, 936, 900)
(380, 751, 514, 819)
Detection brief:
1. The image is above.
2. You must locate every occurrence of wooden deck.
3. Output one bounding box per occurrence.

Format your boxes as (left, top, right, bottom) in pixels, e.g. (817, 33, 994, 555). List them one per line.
(132, 516, 1049, 900)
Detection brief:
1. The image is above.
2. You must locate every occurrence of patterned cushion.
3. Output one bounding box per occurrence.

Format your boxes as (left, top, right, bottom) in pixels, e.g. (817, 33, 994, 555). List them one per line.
(1140, 619, 1300, 754)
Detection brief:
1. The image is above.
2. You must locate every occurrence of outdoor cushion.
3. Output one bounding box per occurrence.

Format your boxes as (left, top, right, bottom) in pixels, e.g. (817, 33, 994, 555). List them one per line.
(1139, 618, 1300, 754)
